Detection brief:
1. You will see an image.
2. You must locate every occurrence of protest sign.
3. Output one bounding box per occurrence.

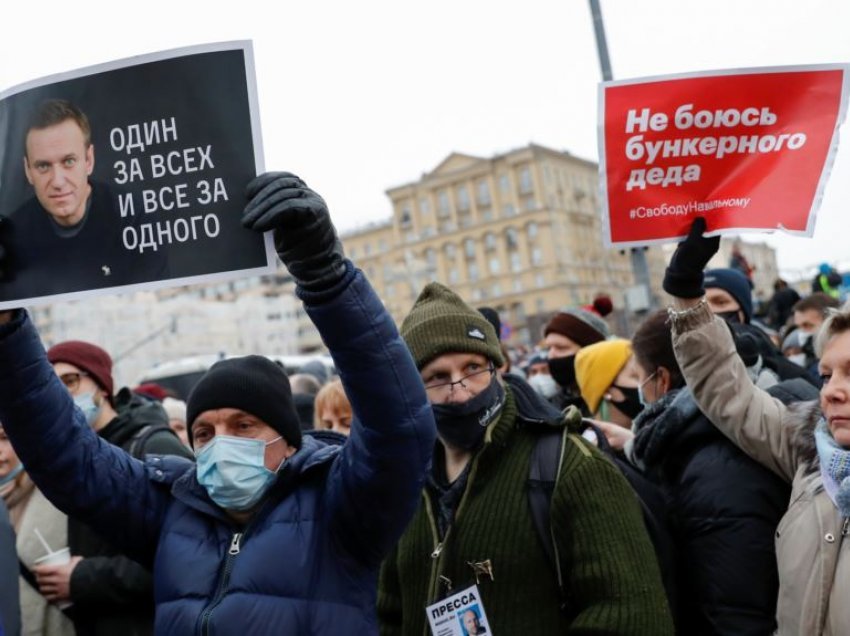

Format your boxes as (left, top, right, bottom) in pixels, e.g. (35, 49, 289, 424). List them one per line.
(598, 64, 850, 246)
(0, 41, 273, 309)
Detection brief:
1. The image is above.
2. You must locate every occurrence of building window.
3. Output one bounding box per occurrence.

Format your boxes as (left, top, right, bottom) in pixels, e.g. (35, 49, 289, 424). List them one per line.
(438, 190, 451, 217)
(379, 239, 387, 252)
(510, 252, 522, 272)
(448, 268, 459, 284)
(419, 197, 431, 215)
(503, 203, 516, 217)
(536, 298, 546, 313)
(527, 222, 538, 241)
(499, 174, 510, 194)
(505, 227, 519, 250)
(363, 243, 371, 256)
(444, 243, 457, 260)
(535, 273, 545, 288)
(425, 248, 437, 267)
(456, 185, 470, 211)
(400, 205, 412, 228)
(491, 283, 502, 298)
(513, 302, 526, 321)
(468, 262, 479, 282)
(477, 179, 491, 206)
(531, 248, 543, 266)
(519, 166, 533, 193)
(523, 196, 536, 212)
(513, 278, 523, 293)
(489, 257, 501, 275)
(481, 208, 493, 222)
(484, 232, 497, 251)
(464, 238, 476, 259)
(471, 289, 483, 302)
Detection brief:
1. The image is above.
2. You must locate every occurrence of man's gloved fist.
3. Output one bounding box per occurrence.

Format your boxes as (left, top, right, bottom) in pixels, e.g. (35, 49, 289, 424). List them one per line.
(662, 217, 721, 298)
(242, 172, 347, 292)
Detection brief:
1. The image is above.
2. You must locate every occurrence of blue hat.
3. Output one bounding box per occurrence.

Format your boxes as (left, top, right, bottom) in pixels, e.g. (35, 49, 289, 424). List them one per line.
(704, 268, 753, 323)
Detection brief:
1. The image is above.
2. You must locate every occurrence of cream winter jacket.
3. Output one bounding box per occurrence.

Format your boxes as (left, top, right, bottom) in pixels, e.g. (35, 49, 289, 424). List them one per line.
(671, 302, 849, 636)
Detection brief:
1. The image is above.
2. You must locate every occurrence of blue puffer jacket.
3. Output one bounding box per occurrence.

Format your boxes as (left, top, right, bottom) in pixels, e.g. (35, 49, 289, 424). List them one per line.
(0, 265, 436, 636)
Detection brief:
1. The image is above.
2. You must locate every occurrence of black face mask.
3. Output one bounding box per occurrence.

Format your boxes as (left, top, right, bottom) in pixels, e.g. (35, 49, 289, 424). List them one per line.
(609, 385, 643, 419)
(432, 379, 506, 451)
(548, 355, 577, 389)
(716, 310, 742, 325)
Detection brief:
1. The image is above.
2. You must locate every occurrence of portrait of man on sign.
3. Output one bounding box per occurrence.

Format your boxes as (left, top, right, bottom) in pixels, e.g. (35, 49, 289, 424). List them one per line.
(0, 98, 167, 301)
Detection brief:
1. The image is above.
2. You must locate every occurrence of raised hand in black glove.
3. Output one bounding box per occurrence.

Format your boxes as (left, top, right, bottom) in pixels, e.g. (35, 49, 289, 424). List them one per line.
(662, 217, 720, 298)
(242, 172, 347, 293)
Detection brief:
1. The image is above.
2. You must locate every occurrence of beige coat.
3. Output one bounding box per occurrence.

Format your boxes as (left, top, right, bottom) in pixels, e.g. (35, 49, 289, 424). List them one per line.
(5, 475, 75, 636)
(671, 302, 849, 636)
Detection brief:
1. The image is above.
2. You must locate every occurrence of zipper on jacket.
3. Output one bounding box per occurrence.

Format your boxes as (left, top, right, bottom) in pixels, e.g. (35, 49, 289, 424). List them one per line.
(423, 455, 483, 636)
(228, 532, 243, 555)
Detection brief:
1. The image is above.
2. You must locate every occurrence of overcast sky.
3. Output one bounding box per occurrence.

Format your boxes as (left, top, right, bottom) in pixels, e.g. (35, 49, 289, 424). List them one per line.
(2, 0, 848, 277)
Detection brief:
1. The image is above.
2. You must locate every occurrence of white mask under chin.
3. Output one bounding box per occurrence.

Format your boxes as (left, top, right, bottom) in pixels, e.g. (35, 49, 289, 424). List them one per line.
(528, 373, 559, 399)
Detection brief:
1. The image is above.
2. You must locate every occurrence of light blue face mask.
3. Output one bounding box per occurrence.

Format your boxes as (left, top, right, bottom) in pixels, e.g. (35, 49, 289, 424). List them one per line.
(195, 435, 283, 511)
(73, 392, 102, 427)
(0, 462, 24, 487)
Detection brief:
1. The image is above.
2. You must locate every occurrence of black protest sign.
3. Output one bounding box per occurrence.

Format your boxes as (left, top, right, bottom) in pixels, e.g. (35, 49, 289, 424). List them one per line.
(0, 41, 273, 309)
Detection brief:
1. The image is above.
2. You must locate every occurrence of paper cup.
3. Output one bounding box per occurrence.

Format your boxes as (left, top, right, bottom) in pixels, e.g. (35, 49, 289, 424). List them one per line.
(33, 547, 70, 567)
(33, 547, 73, 609)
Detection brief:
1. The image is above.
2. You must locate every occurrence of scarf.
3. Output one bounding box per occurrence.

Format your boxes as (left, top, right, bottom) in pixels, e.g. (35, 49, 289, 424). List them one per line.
(814, 419, 850, 517)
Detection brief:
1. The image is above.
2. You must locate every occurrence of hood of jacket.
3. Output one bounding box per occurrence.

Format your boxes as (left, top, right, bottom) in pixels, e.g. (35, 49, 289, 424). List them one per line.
(98, 387, 170, 447)
(783, 399, 822, 475)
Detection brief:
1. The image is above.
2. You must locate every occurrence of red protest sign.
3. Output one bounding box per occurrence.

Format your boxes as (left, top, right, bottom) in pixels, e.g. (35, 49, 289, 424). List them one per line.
(598, 65, 850, 246)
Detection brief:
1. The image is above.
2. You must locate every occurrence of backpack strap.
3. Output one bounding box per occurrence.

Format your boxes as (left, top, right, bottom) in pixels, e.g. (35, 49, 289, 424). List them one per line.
(528, 426, 571, 614)
(127, 424, 169, 459)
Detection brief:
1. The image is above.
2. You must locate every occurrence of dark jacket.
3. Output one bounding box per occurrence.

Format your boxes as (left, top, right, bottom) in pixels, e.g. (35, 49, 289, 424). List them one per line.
(1, 180, 168, 302)
(378, 375, 673, 635)
(629, 387, 793, 635)
(0, 265, 436, 635)
(67, 389, 192, 636)
(0, 498, 21, 636)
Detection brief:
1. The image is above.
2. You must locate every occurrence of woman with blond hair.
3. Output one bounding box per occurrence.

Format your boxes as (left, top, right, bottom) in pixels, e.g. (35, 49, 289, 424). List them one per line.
(313, 379, 353, 436)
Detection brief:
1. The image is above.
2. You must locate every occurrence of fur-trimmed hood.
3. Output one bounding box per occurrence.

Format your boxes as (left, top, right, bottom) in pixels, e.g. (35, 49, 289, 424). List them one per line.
(785, 399, 823, 475)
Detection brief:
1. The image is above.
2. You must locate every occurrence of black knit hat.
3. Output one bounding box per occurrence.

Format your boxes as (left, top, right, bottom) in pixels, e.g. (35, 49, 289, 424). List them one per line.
(401, 282, 504, 369)
(186, 355, 301, 448)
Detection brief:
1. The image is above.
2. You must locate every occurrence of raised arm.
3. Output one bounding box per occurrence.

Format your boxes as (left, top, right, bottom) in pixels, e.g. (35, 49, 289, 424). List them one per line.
(242, 173, 436, 567)
(0, 310, 171, 566)
(663, 219, 797, 481)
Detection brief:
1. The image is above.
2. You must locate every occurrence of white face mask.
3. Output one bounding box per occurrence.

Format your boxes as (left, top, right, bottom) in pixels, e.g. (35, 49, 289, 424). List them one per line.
(528, 373, 559, 399)
(788, 353, 808, 367)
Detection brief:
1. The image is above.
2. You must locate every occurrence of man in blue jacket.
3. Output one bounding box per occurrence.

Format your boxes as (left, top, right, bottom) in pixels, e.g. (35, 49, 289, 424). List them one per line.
(0, 172, 436, 635)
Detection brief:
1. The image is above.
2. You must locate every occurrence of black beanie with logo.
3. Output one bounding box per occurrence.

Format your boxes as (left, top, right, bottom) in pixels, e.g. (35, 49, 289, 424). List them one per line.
(186, 355, 302, 448)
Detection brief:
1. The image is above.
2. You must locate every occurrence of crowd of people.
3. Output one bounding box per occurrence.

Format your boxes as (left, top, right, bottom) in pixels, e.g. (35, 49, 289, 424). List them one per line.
(0, 169, 847, 635)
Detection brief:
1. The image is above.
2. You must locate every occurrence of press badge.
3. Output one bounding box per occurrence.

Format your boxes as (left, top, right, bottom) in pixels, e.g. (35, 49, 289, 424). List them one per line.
(426, 584, 492, 635)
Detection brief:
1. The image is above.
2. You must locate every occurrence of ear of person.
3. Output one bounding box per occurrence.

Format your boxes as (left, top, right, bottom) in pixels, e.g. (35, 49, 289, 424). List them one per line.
(662, 217, 721, 299)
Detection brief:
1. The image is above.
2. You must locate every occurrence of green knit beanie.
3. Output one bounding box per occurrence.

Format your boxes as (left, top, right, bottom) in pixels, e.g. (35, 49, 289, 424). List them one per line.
(401, 282, 505, 369)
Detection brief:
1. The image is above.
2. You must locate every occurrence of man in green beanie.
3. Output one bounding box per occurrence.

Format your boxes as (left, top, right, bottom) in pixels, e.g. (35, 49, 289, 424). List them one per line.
(378, 282, 672, 635)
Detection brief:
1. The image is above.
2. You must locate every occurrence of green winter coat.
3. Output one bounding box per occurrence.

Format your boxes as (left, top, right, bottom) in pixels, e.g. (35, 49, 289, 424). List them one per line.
(378, 388, 673, 635)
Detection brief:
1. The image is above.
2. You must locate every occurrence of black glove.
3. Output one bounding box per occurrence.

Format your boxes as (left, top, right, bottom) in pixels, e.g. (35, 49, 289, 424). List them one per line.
(662, 217, 720, 298)
(242, 172, 346, 292)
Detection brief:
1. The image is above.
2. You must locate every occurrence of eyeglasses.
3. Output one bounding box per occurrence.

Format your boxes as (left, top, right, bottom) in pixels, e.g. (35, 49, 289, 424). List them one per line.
(424, 365, 495, 398)
(59, 372, 89, 392)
